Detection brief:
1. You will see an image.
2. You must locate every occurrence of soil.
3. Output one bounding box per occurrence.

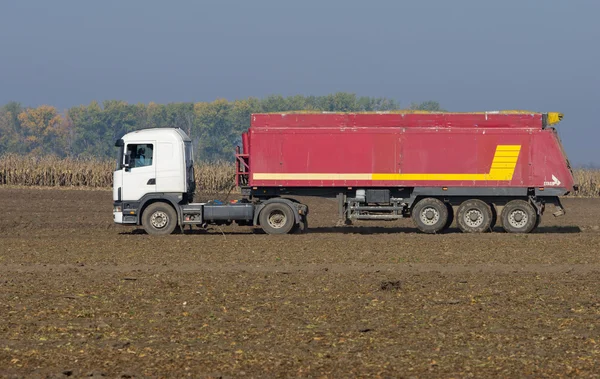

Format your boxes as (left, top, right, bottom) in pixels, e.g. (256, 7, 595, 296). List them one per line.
(1, 187, 600, 378)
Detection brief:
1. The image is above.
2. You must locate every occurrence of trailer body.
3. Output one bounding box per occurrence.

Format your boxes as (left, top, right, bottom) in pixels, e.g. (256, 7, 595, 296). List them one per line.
(241, 112, 574, 194)
(113, 111, 576, 235)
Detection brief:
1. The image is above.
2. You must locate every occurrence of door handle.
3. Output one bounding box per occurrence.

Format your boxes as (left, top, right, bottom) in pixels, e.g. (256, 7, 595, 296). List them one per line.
(147, 178, 156, 185)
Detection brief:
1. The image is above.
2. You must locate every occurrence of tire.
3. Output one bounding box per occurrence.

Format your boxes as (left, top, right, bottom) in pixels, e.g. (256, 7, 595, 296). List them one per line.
(490, 204, 498, 231)
(501, 200, 537, 234)
(412, 198, 448, 234)
(142, 202, 178, 236)
(442, 203, 454, 231)
(456, 199, 493, 233)
(259, 203, 296, 235)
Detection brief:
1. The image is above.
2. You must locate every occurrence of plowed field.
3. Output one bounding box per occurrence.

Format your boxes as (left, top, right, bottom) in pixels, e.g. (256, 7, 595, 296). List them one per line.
(1, 188, 600, 378)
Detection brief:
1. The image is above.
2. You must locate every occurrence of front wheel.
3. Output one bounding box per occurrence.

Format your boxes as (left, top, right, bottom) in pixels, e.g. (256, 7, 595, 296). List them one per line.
(142, 202, 178, 235)
(259, 203, 296, 235)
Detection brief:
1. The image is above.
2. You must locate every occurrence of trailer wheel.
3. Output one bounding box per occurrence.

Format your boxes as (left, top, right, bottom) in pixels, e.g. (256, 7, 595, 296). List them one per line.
(142, 202, 178, 236)
(490, 204, 498, 231)
(501, 200, 537, 233)
(443, 203, 454, 231)
(259, 203, 295, 235)
(412, 198, 448, 234)
(456, 199, 493, 233)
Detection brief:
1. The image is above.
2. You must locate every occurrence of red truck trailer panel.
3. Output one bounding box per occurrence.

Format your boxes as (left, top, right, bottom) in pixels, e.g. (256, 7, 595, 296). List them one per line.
(251, 111, 563, 129)
(244, 112, 574, 192)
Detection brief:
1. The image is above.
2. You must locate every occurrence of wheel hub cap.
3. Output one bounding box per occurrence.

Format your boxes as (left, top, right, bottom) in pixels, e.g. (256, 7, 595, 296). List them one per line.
(150, 211, 168, 229)
(268, 210, 287, 229)
(509, 210, 528, 228)
(420, 207, 440, 226)
(464, 209, 484, 227)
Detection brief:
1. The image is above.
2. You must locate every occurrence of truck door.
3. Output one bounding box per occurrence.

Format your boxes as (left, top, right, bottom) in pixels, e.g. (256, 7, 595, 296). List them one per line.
(122, 142, 157, 201)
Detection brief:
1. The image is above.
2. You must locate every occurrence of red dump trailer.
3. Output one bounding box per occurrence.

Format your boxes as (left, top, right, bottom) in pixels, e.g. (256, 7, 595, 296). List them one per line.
(233, 111, 575, 233)
(113, 110, 576, 235)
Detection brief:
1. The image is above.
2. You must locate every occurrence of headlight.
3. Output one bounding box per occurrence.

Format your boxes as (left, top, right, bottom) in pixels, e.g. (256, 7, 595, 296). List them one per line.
(114, 206, 122, 212)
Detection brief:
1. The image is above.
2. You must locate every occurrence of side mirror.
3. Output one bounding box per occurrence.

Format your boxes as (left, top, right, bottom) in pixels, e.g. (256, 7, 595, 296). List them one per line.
(124, 152, 131, 169)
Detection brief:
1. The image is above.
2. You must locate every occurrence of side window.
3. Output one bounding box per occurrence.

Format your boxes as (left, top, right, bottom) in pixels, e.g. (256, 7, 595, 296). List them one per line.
(126, 144, 154, 168)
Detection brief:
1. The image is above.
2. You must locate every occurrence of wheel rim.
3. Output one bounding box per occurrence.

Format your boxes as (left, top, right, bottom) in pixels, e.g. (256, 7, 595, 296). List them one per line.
(420, 206, 440, 226)
(267, 210, 287, 229)
(464, 209, 484, 228)
(508, 209, 528, 228)
(150, 211, 169, 229)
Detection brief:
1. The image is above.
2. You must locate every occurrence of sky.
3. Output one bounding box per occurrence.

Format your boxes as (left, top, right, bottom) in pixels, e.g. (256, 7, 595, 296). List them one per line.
(1, 0, 598, 165)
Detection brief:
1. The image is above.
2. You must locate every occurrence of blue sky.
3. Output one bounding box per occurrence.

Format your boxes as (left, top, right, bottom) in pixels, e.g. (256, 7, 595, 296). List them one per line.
(1, 0, 598, 165)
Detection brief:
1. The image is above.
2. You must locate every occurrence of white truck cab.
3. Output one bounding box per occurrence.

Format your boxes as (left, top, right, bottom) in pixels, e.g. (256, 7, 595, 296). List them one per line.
(113, 127, 308, 235)
(113, 128, 196, 229)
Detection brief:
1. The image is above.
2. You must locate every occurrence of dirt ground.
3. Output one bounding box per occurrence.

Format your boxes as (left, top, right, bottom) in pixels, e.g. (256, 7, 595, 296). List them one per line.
(1, 188, 600, 378)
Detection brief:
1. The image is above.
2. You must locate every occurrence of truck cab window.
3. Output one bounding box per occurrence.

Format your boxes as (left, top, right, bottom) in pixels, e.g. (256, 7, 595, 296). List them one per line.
(126, 144, 153, 168)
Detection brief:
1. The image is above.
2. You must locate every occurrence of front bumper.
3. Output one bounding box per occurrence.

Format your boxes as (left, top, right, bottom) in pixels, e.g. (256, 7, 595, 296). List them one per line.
(113, 202, 138, 224)
(113, 211, 124, 223)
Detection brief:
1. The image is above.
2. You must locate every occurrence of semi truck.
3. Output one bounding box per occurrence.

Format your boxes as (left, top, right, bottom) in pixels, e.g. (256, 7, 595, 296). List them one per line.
(112, 110, 576, 235)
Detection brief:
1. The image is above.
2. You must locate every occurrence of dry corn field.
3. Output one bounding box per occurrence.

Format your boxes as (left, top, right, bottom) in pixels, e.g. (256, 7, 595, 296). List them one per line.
(0, 154, 599, 196)
(0, 154, 236, 193)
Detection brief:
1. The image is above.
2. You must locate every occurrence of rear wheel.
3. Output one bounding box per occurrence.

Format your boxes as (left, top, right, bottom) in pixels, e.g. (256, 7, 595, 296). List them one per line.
(259, 203, 296, 235)
(501, 200, 537, 233)
(456, 199, 493, 233)
(412, 198, 448, 234)
(490, 204, 498, 231)
(142, 202, 178, 235)
(443, 203, 454, 231)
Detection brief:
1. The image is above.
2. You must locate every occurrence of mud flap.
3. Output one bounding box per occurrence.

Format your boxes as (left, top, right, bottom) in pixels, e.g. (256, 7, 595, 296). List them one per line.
(296, 215, 309, 233)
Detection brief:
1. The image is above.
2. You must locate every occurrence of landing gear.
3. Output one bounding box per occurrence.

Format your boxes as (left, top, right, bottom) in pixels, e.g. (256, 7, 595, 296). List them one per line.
(412, 198, 448, 234)
(501, 200, 538, 234)
(456, 199, 493, 233)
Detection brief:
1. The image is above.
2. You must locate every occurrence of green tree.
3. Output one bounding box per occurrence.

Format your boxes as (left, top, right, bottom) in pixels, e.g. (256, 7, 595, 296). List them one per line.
(68, 101, 106, 157)
(194, 99, 235, 161)
(409, 100, 445, 111)
(164, 102, 196, 136)
(0, 93, 429, 160)
(0, 102, 24, 154)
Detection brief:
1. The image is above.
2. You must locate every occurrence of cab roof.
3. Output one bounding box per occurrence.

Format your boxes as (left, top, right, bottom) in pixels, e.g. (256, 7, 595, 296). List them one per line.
(121, 128, 191, 142)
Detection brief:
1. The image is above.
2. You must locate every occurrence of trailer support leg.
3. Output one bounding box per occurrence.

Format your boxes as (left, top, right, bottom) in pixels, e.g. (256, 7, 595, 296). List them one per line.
(336, 192, 351, 226)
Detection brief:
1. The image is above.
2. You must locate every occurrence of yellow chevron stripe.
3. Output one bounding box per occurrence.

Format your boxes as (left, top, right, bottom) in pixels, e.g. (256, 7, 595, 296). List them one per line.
(496, 145, 521, 151)
(494, 151, 521, 156)
(253, 145, 521, 182)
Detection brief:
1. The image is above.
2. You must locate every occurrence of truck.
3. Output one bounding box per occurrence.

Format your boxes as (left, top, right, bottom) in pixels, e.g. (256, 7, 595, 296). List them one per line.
(112, 110, 576, 235)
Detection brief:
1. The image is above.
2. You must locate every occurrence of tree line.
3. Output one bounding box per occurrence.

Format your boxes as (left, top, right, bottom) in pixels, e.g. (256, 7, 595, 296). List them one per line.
(0, 93, 442, 161)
